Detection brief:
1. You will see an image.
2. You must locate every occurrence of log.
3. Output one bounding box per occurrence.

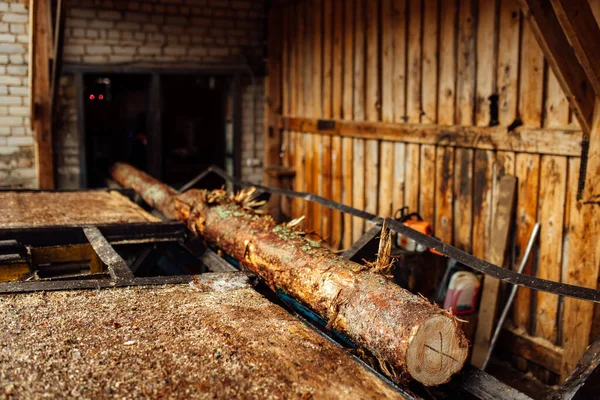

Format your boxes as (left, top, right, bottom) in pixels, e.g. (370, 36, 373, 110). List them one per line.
(111, 162, 469, 386)
(110, 164, 179, 219)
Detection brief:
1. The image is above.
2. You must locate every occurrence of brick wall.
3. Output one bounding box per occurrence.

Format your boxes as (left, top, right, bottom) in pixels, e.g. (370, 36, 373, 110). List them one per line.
(63, 0, 264, 65)
(0, 0, 266, 188)
(0, 0, 36, 188)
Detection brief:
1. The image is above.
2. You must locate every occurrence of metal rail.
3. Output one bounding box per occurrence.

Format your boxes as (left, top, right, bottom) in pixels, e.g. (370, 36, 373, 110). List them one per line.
(182, 165, 600, 304)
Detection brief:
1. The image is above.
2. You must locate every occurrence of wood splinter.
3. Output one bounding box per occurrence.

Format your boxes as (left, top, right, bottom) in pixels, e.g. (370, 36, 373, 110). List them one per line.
(111, 162, 469, 386)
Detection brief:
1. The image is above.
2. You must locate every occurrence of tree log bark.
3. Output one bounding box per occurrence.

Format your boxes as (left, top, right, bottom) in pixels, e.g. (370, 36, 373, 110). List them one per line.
(111, 162, 469, 386)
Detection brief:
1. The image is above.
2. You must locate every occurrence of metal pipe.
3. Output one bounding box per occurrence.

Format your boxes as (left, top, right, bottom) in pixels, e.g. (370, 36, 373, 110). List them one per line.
(481, 222, 541, 371)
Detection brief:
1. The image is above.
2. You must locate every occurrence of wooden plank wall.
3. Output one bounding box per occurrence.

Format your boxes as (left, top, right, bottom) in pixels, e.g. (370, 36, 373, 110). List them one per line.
(273, 0, 599, 382)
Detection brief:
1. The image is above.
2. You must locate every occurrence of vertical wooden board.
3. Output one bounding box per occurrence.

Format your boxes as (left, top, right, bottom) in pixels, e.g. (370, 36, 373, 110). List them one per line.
(472, 175, 517, 368)
(352, 138, 366, 242)
(342, 137, 354, 248)
(379, 0, 394, 219)
(456, 0, 477, 127)
(493, 150, 516, 270)
(365, 0, 380, 123)
(419, 145, 436, 223)
(280, 7, 291, 217)
(282, 6, 290, 117)
(558, 155, 578, 346)
(332, 1, 344, 119)
(475, 0, 497, 126)
(496, 0, 520, 126)
(561, 158, 600, 380)
(312, 0, 324, 237)
(297, 0, 306, 117)
(364, 0, 380, 223)
(435, 146, 454, 244)
(544, 71, 570, 128)
(378, 142, 395, 217)
(343, 0, 355, 121)
(294, 131, 306, 220)
(354, 0, 366, 121)
(365, 139, 380, 219)
(312, 132, 321, 233)
(313, 0, 323, 116)
(404, 143, 420, 212)
(304, 2, 314, 120)
(304, 133, 314, 231)
(323, 0, 333, 119)
(352, 0, 365, 241)
(312, 132, 322, 233)
(421, 0, 438, 124)
(321, 135, 333, 243)
(519, 16, 544, 127)
(512, 153, 540, 332)
(453, 148, 473, 252)
(392, 142, 406, 216)
(406, 0, 422, 123)
(381, 0, 394, 123)
(455, 0, 476, 252)
(535, 155, 567, 344)
(331, 2, 344, 249)
(331, 135, 343, 248)
(342, 0, 354, 248)
(393, 0, 407, 123)
(471, 150, 494, 259)
(289, 3, 297, 117)
(286, 130, 297, 217)
(438, 0, 457, 126)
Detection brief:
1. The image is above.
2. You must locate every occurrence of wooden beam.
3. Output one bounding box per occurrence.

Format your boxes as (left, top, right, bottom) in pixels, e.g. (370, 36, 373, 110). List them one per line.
(278, 116, 583, 156)
(49, 0, 67, 120)
(498, 326, 564, 375)
(550, 0, 600, 98)
(30, 0, 55, 189)
(517, 0, 595, 136)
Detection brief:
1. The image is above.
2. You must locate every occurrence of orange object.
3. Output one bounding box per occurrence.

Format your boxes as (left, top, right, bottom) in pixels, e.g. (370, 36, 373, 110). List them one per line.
(394, 208, 444, 255)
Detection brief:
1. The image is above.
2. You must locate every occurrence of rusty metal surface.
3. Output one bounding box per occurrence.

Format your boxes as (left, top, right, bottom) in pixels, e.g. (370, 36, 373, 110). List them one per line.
(111, 162, 179, 219)
(0, 190, 160, 228)
(0, 276, 407, 399)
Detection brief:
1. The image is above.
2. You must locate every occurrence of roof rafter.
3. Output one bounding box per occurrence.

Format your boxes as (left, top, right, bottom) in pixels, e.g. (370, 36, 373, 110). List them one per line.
(517, 0, 595, 136)
(550, 0, 600, 99)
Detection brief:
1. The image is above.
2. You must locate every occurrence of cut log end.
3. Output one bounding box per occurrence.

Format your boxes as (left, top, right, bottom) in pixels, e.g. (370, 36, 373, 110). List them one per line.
(406, 315, 469, 386)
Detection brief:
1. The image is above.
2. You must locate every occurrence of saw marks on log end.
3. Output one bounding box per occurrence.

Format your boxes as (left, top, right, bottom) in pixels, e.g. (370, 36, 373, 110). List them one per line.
(406, 315, 470, 386)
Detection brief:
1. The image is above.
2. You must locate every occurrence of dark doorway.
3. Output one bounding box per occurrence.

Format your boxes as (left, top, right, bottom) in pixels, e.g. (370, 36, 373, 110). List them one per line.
(160, 75, 228, 188)
(79, 71, 235, 189)
(83, 74, 151, 188)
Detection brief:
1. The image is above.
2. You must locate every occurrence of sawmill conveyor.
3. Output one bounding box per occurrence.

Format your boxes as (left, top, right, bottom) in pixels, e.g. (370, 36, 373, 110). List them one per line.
(0, 184, 588, 399)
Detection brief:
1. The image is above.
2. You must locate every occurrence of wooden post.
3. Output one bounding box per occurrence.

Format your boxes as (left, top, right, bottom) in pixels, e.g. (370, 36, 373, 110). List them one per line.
(30, 0, 55, 189)
(472, 175, 517, 368)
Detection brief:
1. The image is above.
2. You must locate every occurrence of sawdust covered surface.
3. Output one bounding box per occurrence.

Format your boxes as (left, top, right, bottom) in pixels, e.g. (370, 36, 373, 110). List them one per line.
(0, 191, 160, 228)
(0, 285, 406, 399)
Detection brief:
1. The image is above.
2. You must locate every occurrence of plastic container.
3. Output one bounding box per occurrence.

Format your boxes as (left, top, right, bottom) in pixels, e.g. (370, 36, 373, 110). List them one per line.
(443, 271, 481, 315)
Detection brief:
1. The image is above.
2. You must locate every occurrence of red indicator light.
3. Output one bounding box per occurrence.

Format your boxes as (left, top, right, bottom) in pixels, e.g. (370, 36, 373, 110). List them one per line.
(98, 94, 104, 100)
(89, 94, 95, 100)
